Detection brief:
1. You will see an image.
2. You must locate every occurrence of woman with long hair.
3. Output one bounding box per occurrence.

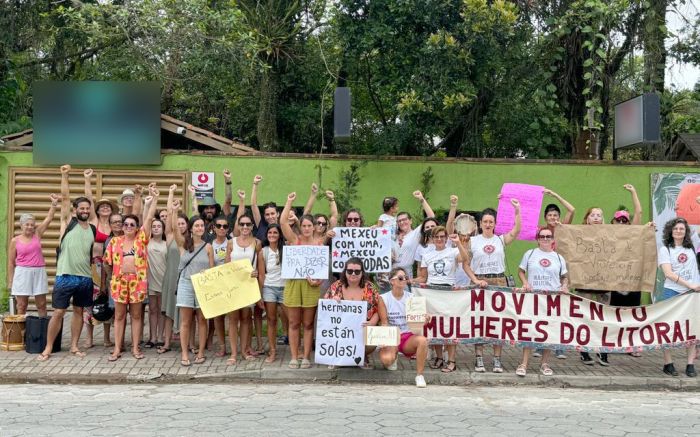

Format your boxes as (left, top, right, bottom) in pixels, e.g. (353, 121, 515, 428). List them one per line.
(324, 257, 386, 368)
(658, 217, 700, 377)
(145, 218, 168, 349)
(280, 192, 325, 369)
(173, 212, 215, 367)
(258, 224, 286, 363)
(104, 187, 159, 362)
(8, 195, 58, 316)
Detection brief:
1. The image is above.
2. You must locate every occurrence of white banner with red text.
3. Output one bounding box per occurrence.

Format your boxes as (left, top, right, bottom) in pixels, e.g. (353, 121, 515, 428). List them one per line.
(413, 287, 700, 353)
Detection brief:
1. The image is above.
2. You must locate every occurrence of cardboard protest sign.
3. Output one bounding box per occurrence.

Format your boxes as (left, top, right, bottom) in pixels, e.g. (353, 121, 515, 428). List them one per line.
(281, 245, 329, 280)
(495, 183, 544, 241)
(414, 286, 700, 352)
(675, 183, 700, 225)
(331, 227, 392, 273)
(364, 326, 400, 347)
(315, 299, 367, 366)
(191, 259, 260, 319)
(554, 225, 657, 292)
(406, 296, 428, 334)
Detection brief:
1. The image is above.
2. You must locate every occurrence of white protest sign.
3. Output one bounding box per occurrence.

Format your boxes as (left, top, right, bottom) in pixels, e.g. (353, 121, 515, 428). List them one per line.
(315, 299, 367, 366)
(406, 296, 427, 323)
(281, 245, 329, 280)
(191, 172, 215, 200)
(365, 326, 400, 347)
(331, 227, 392, 273)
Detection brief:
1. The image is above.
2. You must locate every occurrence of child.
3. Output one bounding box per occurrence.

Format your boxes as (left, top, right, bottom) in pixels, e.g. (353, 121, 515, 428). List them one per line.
(378, 197, 399, 241)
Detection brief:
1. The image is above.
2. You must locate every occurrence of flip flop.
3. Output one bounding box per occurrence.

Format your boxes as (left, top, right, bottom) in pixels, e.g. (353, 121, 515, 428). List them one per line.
(264, 353, 276, 364)
(214, 349, 227, 358)
(108, 353, 122, 362)
(36, 353, 50, 362)
(226, 357, 237, 365)
(70, 349, 86, 358)
(244, 354, 256, 361)
(194, 356, 206, 365)
(181, 359, 191, 367)
(132, 351, 145, 360)
(156, 347, 172, 354)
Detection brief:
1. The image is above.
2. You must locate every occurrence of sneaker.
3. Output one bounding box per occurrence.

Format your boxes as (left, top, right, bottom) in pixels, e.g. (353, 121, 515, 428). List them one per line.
(686, 364, 697, 377)
(492, 356, 504, 373)
(580, 352, 594, 365)
(663, 363, 679, 376)
(532, 351, 542, 358)
(415, 375, 427, 388)
(387, 359, 398, 371)
(596, 353, 609, 366)
(474, 355, 485, 373)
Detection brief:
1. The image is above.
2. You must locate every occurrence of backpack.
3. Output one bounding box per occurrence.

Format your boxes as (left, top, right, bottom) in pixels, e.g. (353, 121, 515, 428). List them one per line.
(56, 217, 97, 263)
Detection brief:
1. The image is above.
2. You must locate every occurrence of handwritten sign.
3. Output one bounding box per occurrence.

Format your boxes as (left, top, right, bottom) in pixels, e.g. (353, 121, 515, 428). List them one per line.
(191, 259, 261, 319)
(675, 184, 700, 225)
(281, 245, 329, 280)
(406, 296, 427, 323)
(555, 225, 657, 292)
(364, 326, 400, 347)
(495, 183, 544, 241)
(315, 299, 367, 366)
(331, 227, 392, 273)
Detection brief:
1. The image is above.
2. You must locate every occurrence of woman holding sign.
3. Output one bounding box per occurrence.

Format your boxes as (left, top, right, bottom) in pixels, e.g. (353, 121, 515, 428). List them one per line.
(515, 227, 569, 377)
(173, 213, 215, 367)
(281, 192, 325, 369)
(658, 217, 700, 377)
(379, 267, 429, 387)
(466, 200, 521, 373)
(415, 226, 471, 373)
(325, 257, 385, 368)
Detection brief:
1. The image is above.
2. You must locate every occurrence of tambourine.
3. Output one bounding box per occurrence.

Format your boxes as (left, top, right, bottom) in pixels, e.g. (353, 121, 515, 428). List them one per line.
(454, 213, 477, 236)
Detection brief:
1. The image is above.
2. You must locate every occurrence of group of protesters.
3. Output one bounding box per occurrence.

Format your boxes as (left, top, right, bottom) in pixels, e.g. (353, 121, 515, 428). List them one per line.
(7, 165, 700, 388)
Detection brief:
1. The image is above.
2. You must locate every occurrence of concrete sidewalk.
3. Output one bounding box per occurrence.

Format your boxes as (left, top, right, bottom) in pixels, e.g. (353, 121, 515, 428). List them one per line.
(1, 314, 698, 390)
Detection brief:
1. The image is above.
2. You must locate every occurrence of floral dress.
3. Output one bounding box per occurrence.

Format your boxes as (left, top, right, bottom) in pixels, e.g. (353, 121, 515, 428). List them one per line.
(104, 230, 149, 304)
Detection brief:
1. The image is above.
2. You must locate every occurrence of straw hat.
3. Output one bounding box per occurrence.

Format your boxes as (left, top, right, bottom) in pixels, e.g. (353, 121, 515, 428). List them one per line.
(95, 198, 118, 214)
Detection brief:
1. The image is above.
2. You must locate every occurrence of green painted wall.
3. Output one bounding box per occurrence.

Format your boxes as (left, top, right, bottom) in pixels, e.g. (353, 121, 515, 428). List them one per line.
(2, 150, 698, 307)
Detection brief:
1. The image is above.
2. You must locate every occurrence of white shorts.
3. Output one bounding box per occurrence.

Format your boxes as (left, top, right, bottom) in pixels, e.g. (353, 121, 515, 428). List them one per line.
(11, 266, 48, 296)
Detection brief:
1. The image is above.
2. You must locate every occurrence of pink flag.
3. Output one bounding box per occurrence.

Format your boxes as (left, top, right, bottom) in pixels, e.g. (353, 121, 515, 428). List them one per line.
(494, 183, 544, 241)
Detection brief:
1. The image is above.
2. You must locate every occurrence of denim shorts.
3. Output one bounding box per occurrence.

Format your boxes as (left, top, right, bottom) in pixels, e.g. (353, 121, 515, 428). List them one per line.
(53, 275, 94, 309)
(661, 287, 681, 302)
(262, 285, 285, 304)
(176, 278, 200, 309)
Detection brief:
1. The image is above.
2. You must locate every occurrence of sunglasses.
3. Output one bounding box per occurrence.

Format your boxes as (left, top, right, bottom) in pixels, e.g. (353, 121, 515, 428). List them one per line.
(346, 269, 363, 276)
(538, 234, 553, 240)
(123, 222, 137, 228)
(315, 221, 327, 226)
(614, 218, 629, 223)
(346, 217, 361, 223)
(239, 222, 253, 227)
(392, 276, 407, 281)
(215, 223, 229, 229)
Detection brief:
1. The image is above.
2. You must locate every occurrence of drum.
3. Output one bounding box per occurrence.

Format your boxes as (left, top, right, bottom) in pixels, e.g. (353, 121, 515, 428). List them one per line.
(1, 314, 26, 351)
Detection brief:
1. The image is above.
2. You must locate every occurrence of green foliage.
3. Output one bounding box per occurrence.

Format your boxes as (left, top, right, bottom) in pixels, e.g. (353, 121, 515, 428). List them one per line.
(331, 161, 367, 214)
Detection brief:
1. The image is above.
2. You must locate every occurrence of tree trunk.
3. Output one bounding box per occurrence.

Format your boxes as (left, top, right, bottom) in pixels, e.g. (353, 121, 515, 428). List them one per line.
(257, 67, 279, 152)
(643, 0, 667, 93)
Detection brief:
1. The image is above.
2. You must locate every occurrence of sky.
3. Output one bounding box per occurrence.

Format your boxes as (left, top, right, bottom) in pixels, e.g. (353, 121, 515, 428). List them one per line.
(666, 0, 699, 90)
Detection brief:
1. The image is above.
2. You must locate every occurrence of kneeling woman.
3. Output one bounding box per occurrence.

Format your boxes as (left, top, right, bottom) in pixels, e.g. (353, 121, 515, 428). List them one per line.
(324, 257, 386, 368)
(379, 267, 430, 388)
(515, 227, 569, 376)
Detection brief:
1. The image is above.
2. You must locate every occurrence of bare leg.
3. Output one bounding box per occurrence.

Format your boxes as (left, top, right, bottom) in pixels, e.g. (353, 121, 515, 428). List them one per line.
(253, 306, 264, 352)
(403, 336, 429, 375)
(160, 316, 173, 351)
(15, 296, 29, 315)
(228, 310, 240, 362)
(147, 294, 161, 344)
(103, 321, 113, 347)
(111, 303, 127, 359)
(379, 346, 398, 368)
(287, 306, 302, 361)
(40, 308, 66, 358)
(195, 310, 207, 360)
(281, 307, 289, 337)
(34, 294, 48, 318)
(265, 302, 278, 363)
(70, 306, 85, 353)
(214, 315, 226, 356)
(179, 307, 194, 363)
(130, 303, 144, 357)
(240, 307, 253, 358)
(301, 307, 317, 360)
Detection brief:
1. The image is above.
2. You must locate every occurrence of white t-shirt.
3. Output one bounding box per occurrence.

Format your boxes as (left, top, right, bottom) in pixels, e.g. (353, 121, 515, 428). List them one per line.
(263, 247, 284, 287)
(469, 234, 506, 275)
(658, 245, 700, 293)
(393, 227, 421, 278)
(518, 248, 567, 292)
(454, 264, 471, 288)
(421, 247, 460, 286)
(414, 240, 453, 264)
(379, 213, 397, 241)
(381, 290, 411, 333)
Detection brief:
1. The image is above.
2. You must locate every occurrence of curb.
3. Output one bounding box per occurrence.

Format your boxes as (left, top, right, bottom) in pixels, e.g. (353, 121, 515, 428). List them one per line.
(0, 370, 697, 390)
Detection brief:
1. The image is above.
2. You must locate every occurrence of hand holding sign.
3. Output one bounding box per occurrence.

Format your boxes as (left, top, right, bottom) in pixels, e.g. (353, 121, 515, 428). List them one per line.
(191, 259, 261, 319)
(331, 227, 392, 273)
(315, 299, 367, 366)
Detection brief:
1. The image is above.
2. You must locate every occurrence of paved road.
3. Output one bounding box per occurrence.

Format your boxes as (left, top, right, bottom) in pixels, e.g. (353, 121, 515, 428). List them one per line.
(1, 384, 699, 436)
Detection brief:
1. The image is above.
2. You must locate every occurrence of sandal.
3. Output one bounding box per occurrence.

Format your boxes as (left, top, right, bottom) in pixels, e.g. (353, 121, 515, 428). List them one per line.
(181, 359, 191, 367)
(36, 353, 50, 362)
(441, 361, 457, 373)
(143, 341, 155, 349)
(540, 363, 554, 376)
(300, 358, 312, 369)
(194, 355, 206, 365)
(215, 348, 227, 358)
(156, 346, 172, 354)
(70, 349, 86, 358)
(516, 363, 527, 377)
(226, 357, 237, 366)
(429, 357, 445, 370)
(108, 353, 122, 362)
(132, 351, 145, 360)
(265, 352, 276, 364)
(288, 359, 301, 369)
(155, 342, 165, 348)
(244, 353, 256, 361)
